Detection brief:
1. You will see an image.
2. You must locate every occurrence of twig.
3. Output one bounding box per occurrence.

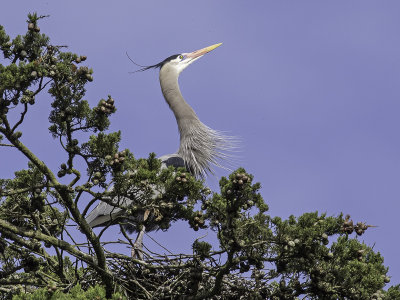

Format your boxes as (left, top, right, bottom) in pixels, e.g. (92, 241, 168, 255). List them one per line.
(145, 232, 173, 255)
(11, 103, 28, 132)
(0, 143, 15, 147)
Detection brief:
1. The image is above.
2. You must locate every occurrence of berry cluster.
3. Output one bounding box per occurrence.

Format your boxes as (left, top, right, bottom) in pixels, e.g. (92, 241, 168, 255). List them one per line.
(356, 249, 365, 261)
(20, 89, 35, 104)
(66, 139, 79, 154)
(341, 215, 354, 234)
(105, 150, 127, 170)
(341, 214, 372, 236)
(232, 172, 250, 189)
(76, 66, 93, 82)
(91, 171, 106, 186)
(190, 211, 205, 231)
(74, 55, 87, 64)
(175, 172, 188, 183)
(27, 22, 40, 33)
(96, 96, 115, 114)
(57, 163, 68, 178)
(354, 222, 370, 236)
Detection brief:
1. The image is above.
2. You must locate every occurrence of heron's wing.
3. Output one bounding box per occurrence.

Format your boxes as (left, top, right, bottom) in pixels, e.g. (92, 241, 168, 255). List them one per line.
(158, 153, 185, 169)
(85, 196, 129, 227)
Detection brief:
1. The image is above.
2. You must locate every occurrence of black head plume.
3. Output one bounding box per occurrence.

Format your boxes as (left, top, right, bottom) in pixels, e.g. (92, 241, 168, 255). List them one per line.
(127, 52, 180, 73)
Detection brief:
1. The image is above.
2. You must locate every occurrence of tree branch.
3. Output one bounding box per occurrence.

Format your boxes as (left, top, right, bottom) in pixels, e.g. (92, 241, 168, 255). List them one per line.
(1, 130, 113, 291)
(0, 218, 110, 276)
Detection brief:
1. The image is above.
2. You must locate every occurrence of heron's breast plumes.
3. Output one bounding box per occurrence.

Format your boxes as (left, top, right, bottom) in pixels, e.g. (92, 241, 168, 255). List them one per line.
(177, 119, 237, 178)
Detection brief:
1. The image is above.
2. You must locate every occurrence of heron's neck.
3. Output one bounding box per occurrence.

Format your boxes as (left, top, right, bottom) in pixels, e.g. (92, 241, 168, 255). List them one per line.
(159, 68, 198, 124)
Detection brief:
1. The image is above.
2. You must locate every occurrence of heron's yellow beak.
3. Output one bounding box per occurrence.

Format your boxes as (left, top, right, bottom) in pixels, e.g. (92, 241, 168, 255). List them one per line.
(202, 43, 223, 53)
(186, 43, 222, 59)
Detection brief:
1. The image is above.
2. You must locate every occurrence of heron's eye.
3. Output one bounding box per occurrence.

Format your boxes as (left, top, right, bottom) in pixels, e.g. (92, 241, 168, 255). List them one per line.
(179, 55, 184, 60)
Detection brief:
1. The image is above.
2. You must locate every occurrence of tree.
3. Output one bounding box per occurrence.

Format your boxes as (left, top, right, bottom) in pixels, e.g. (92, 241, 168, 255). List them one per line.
(0, 14, 399, 300)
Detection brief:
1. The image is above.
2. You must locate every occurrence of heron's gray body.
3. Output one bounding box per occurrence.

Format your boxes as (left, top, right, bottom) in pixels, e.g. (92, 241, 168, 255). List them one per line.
(86, 43, 234, 234)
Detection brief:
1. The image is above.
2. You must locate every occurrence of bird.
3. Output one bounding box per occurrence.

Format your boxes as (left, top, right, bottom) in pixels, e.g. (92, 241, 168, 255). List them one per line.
(85, 43, 235, 256)
(135, 42, 235, 178)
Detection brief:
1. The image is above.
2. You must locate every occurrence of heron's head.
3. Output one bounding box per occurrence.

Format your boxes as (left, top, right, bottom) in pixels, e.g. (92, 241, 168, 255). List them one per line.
(165, 43, 222, 74)
(138, 43, 222, 75)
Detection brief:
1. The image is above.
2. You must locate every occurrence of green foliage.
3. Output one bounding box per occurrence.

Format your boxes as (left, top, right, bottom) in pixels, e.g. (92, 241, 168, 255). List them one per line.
(96, 152, 209, 233)
(80, 131, 121, 183)
(13, 284, 126, 300)
(386, 285, 400, 299)
(0, 162, 66, 233)
(0, 14, 49, 95)
(192, 240, 212, 260)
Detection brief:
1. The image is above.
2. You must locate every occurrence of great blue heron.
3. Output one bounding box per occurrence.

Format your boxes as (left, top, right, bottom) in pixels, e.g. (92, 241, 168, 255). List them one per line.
(85, 43, 235, 255)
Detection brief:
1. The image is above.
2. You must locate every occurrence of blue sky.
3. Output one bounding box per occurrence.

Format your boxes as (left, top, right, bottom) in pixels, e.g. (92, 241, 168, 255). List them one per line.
(1, 1, 400, 284)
